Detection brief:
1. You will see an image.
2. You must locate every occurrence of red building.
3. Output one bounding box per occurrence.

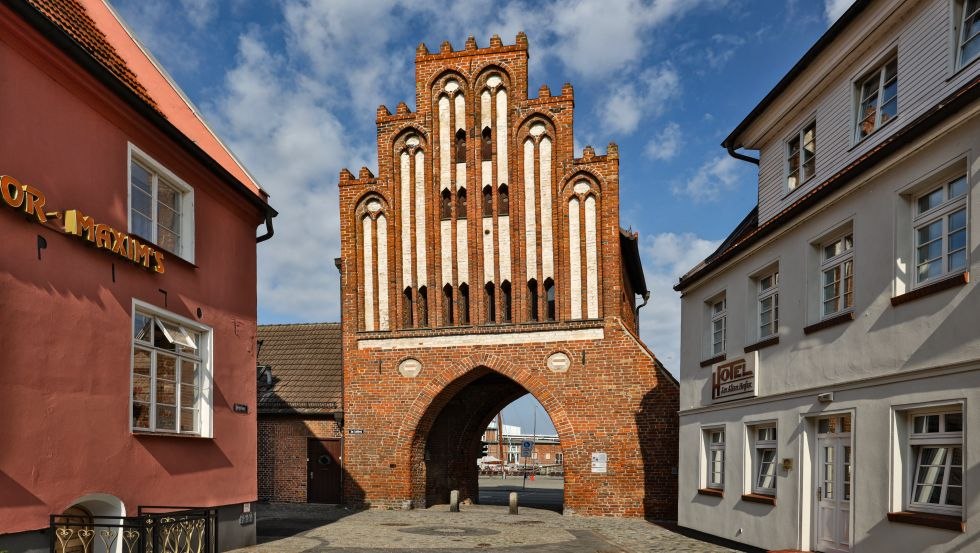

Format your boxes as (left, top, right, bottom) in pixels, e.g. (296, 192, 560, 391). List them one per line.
(0, 1, 275, 551)
(337, 34, 678, 519)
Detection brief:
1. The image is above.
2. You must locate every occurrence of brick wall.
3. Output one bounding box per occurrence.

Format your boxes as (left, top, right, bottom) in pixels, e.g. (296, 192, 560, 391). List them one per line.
(337, 34, 679, 520)
(257, 417, 341, 503)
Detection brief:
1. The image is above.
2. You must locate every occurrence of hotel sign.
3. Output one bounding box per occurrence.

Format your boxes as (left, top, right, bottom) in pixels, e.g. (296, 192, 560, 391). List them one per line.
(711, 354, 757, 402)
(2, 175, 165, 273)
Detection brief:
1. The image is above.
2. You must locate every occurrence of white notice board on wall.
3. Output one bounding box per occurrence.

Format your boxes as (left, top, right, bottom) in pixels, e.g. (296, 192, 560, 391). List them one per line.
(591, 452, 607, 473)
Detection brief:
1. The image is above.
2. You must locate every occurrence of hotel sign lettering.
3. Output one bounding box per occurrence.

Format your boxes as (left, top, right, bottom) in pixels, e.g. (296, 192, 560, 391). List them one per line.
(711, 355, 757, 402)
(2, 175, 165, 273)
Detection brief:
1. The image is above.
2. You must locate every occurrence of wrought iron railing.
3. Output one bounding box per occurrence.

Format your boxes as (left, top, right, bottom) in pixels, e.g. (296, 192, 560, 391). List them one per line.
(50, 506, 216, 553)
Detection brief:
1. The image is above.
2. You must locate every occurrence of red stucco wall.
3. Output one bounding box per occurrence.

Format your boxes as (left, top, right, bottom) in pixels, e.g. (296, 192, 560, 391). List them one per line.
(0, 8, 263, 535)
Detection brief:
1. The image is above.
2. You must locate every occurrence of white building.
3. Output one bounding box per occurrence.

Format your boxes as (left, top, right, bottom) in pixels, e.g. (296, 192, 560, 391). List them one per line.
(675, 1, 980, 551)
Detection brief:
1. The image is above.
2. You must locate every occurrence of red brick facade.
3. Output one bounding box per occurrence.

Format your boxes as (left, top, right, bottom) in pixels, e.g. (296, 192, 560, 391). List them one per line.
(338, 34, 678, 519)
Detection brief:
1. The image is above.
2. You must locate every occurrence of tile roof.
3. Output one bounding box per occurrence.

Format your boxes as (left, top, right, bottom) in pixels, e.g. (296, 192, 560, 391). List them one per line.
(25, 0, 159, 111)
(257, 323, 342, 415)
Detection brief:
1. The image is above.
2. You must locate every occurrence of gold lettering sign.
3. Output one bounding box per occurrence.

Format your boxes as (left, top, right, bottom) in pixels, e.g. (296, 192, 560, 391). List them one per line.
(3, 175, 165, 274)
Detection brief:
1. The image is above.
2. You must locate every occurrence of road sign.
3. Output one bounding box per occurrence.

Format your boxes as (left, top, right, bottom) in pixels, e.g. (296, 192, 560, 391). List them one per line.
(520, 439, 534, 458)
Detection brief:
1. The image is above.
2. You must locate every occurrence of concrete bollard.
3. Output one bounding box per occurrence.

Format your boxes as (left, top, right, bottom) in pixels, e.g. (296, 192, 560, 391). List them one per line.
(508, 492, 518, 515)
(450, 489, 460, 512)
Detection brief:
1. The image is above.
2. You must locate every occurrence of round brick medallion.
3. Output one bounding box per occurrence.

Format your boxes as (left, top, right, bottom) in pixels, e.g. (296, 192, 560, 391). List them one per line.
(397, 358, 422, 378)
(546, 352, 571, 373)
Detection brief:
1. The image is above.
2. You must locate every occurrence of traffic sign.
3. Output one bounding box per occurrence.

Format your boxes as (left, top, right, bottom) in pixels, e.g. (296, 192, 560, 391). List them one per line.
(520, 439, 534, 458)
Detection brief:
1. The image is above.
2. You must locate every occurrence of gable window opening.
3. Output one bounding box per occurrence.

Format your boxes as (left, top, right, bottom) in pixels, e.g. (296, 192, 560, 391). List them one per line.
(706, 428, 725, 490)
(856, 57, 897, 141)
(752, 425, 777, 496)
(403, 287, 414, 328)
(758, 271, 779, 339)
(132, 309, 207, 436)
(482, 185, 493, 217)
(485, 282, 496, 323)
(906, 409, 963, 515)
(481, 127, 492, 161)
(787, 121, 816, 191)
(710, 297, 727, 356)
(457, 189, 467, 219)
(821, 233, 854, 317)
(956, 0, 980, 69)
(418, 286, 429, 327)
(527, 279, 539, 321)
(913, 175, 968, 286)
(130, 154, 191, 258)
(458, 283, 470, 325)
(443, 284, 454, 326)
(544, 278, 556, 321)
(498, 184, 510, 215)
(440, 189, 452, 219)
(501, 280, 512, 322)
(454, 128, 466, 164)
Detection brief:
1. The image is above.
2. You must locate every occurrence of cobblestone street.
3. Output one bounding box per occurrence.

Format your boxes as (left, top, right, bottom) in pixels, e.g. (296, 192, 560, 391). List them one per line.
(229, 501, 746, 553)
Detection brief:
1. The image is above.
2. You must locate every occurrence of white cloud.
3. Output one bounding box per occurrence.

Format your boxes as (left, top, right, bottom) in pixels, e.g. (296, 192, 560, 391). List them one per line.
(672, 155, 747, 202)
(645, 122, 682, 161)
(179, 0, 217, 29)
(637, 232, 722, 376)
(206, 32, 368, 322)
(598, 65, 680, 135)
(824, 0, 854, 24)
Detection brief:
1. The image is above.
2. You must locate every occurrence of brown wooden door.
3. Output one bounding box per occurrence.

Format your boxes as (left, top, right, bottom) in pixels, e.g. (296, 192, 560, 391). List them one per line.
(307, 438, 342, 503)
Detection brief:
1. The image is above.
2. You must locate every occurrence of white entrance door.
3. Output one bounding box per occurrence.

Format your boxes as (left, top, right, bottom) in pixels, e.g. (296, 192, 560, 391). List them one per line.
(814, 414, 851, 553)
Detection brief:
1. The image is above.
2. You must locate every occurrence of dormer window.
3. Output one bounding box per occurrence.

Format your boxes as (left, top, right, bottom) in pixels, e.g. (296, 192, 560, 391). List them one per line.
(855, 57, 897, 141)
(786, 121, 815, 192)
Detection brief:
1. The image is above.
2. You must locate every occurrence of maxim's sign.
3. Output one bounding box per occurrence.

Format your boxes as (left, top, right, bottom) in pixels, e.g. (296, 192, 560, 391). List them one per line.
(711, 354, 757, 402)
(2, 175, 165, 273)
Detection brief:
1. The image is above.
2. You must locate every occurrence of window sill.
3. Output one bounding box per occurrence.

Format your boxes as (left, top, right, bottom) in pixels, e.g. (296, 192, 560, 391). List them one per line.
(887, 511, 964, 532)
(891, 272, 969, 306)
(849, 114, 899, 152)
(740, 493, 776, 506)
(133, 430, 210, 439)
(700, 354, 726, 368)
(744, 336, 778, 353)
(803, 311, 854, 335)
(697, 488, 724, 498)
(947, 55, 980, 83)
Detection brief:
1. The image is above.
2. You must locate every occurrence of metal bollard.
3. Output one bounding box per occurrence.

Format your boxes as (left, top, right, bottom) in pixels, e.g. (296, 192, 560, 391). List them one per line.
(508, 492, 518, 515)
(450, 489, 460, 512)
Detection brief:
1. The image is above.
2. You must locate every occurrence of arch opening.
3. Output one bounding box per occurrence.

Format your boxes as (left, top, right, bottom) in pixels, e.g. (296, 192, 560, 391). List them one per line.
(411, 369, 563, 513)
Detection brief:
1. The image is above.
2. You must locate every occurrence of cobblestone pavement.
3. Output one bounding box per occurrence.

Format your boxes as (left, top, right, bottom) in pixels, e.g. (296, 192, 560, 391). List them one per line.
(229, 502, 745, 553)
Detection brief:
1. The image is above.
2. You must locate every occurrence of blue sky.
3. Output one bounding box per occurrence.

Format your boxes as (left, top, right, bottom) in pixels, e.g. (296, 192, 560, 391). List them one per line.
(111, 0, 853, 435)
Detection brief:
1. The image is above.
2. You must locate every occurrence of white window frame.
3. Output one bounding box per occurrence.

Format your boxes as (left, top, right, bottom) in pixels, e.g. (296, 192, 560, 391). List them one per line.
(757, 271, 779, 340)
(854, 56, 898, 142)
(703, 427, 726, 490)
(128, 144, 195, 263)
(820, 232, 854, 318)
(556, 453, 563, 465)
(911, 175, 969, 287)
(131, 299, 213, 437)
(750, 423, 778, 496)
(955, 0, 980, 70)
(786, 120, 816, 192)
(708, 295, 727, 358)
(904, 407, 964, 516)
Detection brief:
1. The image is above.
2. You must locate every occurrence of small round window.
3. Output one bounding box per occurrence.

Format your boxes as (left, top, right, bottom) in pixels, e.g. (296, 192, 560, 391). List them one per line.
(318, 455, 332, 465)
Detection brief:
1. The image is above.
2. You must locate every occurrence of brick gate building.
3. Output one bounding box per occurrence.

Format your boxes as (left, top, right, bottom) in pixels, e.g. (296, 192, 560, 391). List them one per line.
(337, 34, 679, 519)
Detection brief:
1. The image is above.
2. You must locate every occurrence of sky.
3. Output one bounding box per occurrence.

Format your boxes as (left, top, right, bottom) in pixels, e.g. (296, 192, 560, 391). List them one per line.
(110, 0, 854, 435)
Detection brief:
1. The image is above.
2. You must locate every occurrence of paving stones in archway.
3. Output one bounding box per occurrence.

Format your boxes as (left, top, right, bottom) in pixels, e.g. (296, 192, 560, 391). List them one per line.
(230, 503, 743, 553)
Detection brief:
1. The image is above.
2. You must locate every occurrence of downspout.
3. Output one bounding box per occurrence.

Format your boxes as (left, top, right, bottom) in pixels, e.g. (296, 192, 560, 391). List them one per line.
(256, 208, 276, 243)
(634, 291, 650, 333)
(725, 143, 760, 165)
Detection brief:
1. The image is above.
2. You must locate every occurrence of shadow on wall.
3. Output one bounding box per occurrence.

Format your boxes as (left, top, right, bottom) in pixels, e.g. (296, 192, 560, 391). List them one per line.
(636, 360, 680, 521)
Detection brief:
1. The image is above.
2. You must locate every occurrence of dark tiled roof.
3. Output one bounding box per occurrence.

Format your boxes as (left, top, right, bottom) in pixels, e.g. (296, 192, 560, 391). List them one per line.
(257, 323, 342, 415)
(24, 0, 159, 111)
